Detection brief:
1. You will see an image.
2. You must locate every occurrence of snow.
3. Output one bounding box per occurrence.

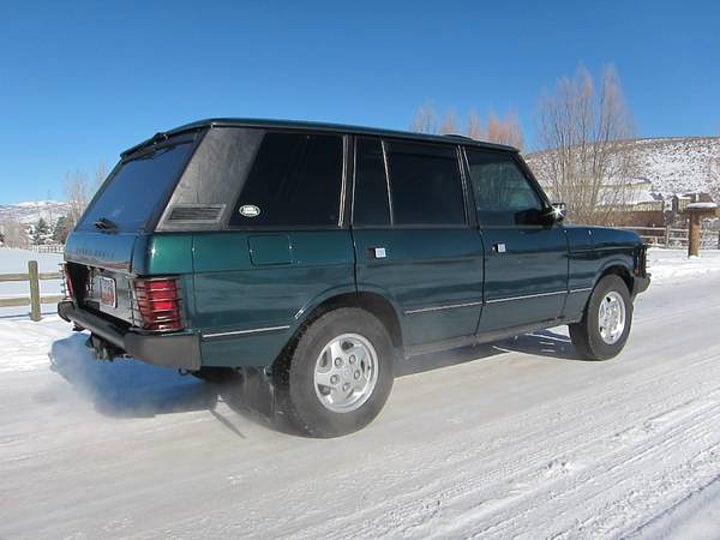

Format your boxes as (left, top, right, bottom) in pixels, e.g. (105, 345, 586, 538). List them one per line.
(635, 477, 720, 539)
(526, 136, 720, 197)
(16, 200, 64, 208)
(647, 247, 720, 283)
(629, 137, 719, 197)
(0, 247, 64, 317)
(1, 248, 720, 538)
(0, 199, 71, 221)
(627, 188, 662, 206)
(686, 202, 719, 210)
(0, 247, 64, 274)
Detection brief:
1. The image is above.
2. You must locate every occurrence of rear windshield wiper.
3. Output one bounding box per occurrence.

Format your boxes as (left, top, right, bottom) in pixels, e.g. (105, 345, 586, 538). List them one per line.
(94, 217, 118, 232)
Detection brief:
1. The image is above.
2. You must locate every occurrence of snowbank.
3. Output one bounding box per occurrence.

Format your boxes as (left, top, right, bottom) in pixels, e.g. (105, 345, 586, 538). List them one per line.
(647, 248, 720, 283)
(0, 315, 71, 373)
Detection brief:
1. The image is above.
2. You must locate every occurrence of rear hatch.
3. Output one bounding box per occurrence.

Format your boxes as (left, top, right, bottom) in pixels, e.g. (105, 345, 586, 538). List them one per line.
(65, 130, 202, 324)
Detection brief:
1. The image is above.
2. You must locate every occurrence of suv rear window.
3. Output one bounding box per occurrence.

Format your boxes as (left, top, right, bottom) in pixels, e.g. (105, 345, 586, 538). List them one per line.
(78, 141, 194, 232)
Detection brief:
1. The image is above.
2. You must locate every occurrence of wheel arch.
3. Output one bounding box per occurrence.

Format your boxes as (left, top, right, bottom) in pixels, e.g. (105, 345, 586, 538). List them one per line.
(294, 291, 403, 349)
(596, 261, 634, 295)
(274, 298, 398, 437)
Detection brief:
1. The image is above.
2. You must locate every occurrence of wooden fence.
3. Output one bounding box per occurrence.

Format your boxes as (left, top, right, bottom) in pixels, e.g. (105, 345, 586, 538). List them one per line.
(0, 261, 64, 321)
(615, 226, 720, 249)
(29, 244, 65, 254)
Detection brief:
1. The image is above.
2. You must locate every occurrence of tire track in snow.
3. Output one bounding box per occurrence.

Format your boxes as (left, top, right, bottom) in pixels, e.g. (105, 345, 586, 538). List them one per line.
(467, 398, 720, 538)
(261, 319, 720, 539)
(242, 344, 720, 540)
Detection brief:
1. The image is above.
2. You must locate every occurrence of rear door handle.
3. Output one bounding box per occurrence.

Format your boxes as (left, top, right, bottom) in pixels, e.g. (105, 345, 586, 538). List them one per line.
(493, 243, 506, 253)
(367, 247, 387, 259)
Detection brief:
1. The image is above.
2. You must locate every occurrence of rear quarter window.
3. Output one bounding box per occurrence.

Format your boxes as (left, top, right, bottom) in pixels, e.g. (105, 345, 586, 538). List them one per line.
(230, 132, 344, 228)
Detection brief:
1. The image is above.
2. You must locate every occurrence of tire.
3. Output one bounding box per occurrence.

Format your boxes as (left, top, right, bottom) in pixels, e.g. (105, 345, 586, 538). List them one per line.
(274, 308, 395, 438)
(190, 367, 240, 383)
(569, 275, 633, 361)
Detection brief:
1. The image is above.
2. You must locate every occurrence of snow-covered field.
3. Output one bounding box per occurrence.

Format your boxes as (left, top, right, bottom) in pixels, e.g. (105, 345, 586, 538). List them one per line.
(1, 247, 720, 538)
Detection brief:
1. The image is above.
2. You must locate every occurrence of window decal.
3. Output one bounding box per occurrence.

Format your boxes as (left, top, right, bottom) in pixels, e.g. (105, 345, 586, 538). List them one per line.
(239, 204, 261, 218)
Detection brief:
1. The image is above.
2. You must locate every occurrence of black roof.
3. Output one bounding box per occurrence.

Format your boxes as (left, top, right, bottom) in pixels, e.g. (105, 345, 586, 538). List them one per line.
(123, 118, 518, 157)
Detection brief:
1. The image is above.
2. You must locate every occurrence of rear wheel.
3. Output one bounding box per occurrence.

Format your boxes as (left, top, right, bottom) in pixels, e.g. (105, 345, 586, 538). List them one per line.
(569, 275, 632, 361)
(274, 308, 394, 438)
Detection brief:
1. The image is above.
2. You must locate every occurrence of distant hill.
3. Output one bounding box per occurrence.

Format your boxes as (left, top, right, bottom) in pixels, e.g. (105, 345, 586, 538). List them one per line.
(526, 136, 720, 197)
(0, 201, 71, 226)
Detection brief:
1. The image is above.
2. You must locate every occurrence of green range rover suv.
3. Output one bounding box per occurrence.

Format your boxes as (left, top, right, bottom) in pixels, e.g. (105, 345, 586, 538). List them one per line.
(58, 119, 650, 437)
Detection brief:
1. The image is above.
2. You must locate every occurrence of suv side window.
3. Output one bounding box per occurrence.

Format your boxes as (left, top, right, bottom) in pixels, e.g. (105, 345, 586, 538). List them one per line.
(465, 149, 544, 227)
(230, 131, 343, 227)
(385, 141, 465, 226)
(353, 137, 391, 226)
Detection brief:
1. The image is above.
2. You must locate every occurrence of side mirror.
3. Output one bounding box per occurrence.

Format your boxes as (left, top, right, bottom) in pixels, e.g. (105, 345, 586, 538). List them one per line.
(551, 202, 566, 223)
(515, 207, 558, 227)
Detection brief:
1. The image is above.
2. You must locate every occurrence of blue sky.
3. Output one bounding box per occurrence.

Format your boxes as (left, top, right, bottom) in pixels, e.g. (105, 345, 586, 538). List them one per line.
(1, 0, 718, 204)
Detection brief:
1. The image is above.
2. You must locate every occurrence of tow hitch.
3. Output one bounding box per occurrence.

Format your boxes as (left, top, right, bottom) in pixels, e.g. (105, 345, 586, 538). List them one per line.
(85, 334, 125, 361)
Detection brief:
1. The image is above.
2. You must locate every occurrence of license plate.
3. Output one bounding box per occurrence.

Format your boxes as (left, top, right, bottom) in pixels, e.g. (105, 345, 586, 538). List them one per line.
(99, 276, 117, 308)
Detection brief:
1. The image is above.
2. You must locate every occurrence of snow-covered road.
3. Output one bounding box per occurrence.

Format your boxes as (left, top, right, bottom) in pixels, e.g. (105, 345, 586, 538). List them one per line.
(1, 260, 720, 538)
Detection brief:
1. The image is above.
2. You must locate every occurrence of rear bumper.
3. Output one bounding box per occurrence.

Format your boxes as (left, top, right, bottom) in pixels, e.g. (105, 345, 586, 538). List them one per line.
(58, 301, 201, 370)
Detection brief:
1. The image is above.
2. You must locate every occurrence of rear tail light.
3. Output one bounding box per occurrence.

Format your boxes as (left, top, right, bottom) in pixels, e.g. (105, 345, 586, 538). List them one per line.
(132, 276, 184, 332)
(62, 263, 74, 299)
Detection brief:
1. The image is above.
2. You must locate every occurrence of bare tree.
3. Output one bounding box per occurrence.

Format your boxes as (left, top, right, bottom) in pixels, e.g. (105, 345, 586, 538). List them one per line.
(61, 160, 106, 232)
(439, 109, 458, 134)
(412, 105, 525, 149)
(535, 64, 637, 225)
(410, 102, 439, 134)
(95, 159, 108, 187)
(0, 217, 30, 248)
(486, 111, 524, 149)
(467, 110, 483, 140)
(65, 169, 90, 230)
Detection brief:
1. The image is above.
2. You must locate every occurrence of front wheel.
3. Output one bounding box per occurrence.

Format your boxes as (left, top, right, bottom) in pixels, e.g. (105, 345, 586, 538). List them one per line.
(274, 308, 395, 438)
(569, 275, 633, 361)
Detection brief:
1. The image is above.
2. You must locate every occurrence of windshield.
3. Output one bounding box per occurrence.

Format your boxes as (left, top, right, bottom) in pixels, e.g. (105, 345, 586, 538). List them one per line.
(78, 141, 194, 232)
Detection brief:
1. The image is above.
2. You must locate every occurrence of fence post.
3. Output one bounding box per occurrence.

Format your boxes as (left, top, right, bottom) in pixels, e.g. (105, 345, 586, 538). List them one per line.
(28, 260, 41, 321)
(664, 226, 671, 247)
